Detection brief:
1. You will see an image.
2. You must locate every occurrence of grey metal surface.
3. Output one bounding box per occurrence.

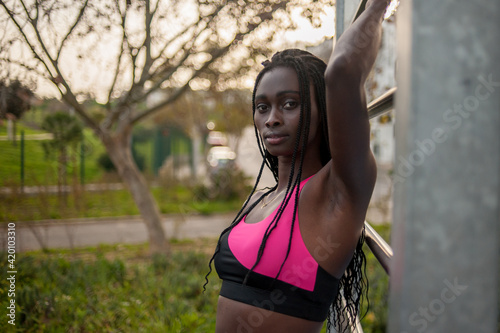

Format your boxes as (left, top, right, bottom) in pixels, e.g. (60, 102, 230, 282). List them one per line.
(365, 221, 393, 275)
(368, 87, 396, 119)
(389, 0, 500, 332)
(336, 0, 364, 38)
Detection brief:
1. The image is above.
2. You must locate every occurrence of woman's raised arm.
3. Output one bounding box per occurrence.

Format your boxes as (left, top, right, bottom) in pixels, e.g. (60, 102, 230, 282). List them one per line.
(325, 0, 389, 204)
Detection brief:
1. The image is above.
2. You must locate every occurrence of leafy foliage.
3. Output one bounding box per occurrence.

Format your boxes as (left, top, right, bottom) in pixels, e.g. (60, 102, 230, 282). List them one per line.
(0, 79, 34, 120)
(41, 112, 83, 156)
(0, 245, 220, 331)
(40, 112, 83, 192)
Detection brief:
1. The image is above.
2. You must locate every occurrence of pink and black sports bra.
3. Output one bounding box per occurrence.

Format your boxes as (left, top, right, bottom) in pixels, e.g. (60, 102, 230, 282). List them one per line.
(214, 176, 339, 322)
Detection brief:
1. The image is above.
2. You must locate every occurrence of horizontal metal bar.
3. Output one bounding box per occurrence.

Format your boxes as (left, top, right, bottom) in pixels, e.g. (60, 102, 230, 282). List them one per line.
(364, 221, 393, 275)
(368, 86, 396, 119)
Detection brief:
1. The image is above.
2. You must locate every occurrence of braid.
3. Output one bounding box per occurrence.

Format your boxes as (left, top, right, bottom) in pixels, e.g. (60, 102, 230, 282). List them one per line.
(328, 228, 370, 332)
(203, 159, 272, 291)
(205, 49, 368, 333)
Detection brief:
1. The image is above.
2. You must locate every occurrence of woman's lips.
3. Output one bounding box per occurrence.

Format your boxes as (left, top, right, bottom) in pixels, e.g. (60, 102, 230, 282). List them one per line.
(265, 134, 288, 145)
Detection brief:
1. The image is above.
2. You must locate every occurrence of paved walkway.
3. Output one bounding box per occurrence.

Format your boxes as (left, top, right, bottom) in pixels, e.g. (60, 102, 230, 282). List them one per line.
(0, 183, 126, 195)
(0, 133, 53, 141)
(2, 204, 389, 253)
(2, 213, 235, 252)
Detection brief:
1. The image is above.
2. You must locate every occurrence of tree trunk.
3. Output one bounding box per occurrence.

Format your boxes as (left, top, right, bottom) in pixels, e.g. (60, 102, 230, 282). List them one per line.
(103, 131, 170, 255)
(190, 124, 205, 181)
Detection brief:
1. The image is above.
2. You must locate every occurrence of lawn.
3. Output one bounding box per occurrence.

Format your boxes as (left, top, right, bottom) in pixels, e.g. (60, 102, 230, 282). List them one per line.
(0, 122, 156, 188)
(0, 126, 106, 188)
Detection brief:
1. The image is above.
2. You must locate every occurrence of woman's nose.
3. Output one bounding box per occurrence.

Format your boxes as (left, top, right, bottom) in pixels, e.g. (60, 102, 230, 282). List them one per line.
(265, 109, 282, 128)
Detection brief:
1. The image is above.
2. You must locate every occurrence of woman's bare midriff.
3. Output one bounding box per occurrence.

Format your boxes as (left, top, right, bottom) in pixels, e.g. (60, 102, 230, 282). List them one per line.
(215, 296, 324, 333)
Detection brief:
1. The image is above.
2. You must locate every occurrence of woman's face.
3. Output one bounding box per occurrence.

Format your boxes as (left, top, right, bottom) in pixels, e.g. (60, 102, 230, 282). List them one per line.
(253, 66, 320, 158)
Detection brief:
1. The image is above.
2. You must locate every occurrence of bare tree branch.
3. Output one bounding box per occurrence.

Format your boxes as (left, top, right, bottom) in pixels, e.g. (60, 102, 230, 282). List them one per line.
(0, 1, 53, 77)
(0, 57, 48, 79)
(150, 14, 201, 64)
(122, 2, 226, 107)
(105, 0, 128, 111)
(129, 0, 288, 124)
(130, 43, 231, 125)
(136, 0, 153, 87)
(56, 0, 89, 62)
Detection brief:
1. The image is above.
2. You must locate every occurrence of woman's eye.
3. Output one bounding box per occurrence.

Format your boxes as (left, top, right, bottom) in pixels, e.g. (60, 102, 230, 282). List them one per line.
(283, 100, 298, 109)
(256, 104, 269, 113)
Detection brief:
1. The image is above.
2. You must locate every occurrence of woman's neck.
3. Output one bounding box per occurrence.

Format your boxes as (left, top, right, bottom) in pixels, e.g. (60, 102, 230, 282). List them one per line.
(276, 153, 323, 191)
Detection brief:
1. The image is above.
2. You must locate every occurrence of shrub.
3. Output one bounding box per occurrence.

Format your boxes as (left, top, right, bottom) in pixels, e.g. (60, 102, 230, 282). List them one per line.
(97, 149, 146, 173)
(194, 164, 252, 202)
(97, 152, 116, 172)
(0, 246, 220, 331)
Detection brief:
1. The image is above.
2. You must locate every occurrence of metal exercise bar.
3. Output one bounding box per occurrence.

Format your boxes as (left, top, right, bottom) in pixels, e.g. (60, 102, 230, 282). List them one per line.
(367, 86, 396, 120)
(364, 221, 393, 275)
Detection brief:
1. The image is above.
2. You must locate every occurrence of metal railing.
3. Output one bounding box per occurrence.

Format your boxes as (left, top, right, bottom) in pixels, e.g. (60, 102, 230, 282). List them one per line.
(364, 83, 396, 277)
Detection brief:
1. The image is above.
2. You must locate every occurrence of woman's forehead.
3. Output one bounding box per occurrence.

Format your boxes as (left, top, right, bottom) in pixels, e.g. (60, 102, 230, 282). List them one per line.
(255, 67, 300, 96)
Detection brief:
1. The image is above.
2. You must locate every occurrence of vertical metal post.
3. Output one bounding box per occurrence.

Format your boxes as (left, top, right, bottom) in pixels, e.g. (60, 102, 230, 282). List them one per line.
(153, 128, 161, 176)
(336, 0, 364, 39)
(20, 130, 24, 192)
(80, 138, 85, 185)
(335, 0, 345, 38)
(389, 0, 500, 332)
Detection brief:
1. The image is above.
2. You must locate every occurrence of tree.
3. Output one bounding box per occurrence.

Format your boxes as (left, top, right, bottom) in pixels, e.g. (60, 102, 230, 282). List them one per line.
(0, 79, 34, 143)
(0, 0, 330, 254)
(41, 112, 83, 197)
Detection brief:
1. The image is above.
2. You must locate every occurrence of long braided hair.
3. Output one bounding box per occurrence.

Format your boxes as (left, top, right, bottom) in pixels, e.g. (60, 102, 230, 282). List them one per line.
(204, 49, 368, 332)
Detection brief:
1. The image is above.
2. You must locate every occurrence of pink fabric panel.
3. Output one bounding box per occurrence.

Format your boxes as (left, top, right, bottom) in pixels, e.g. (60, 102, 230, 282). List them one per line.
(228, 178, 318, 291)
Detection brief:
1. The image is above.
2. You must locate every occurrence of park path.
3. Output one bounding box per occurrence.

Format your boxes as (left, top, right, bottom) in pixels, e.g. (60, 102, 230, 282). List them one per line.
(3, 202, 388, 253)
(1, 213, 234, 252)
(0, 133, 53, 141)
(0, 183, 125, 195)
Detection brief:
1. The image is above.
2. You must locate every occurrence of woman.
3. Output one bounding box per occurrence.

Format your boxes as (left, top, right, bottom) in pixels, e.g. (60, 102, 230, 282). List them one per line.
(206, 0, 389, 331)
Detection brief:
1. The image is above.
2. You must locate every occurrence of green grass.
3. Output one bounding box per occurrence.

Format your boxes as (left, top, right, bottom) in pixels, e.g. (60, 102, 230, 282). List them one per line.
(0, 186, 245, 222)
(360, 224, 391, 333)
(0, 226, 391, 332)
(0, 240, 221, 332)
(0, 122, 181, 187)
(0, 122, 44, 136)
(0, 126, 106, 188)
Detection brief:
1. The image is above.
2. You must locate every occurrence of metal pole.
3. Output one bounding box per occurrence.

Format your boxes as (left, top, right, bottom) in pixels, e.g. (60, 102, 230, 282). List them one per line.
(336, 0, 365, 39)
(80, 138, 85, 185)
(335, 0, 345, 38)
(389, 0, 500, 332)
(20, 129, 24, 192)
